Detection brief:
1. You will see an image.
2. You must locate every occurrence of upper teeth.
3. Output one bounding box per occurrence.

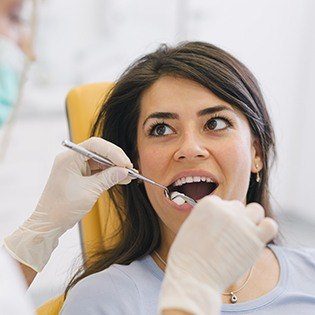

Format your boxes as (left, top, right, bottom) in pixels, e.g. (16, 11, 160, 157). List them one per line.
(173, 176, 214, 187)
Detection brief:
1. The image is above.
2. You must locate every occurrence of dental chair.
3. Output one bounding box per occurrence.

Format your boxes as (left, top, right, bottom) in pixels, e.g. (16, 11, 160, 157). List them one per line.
(36, 82, 121, 314)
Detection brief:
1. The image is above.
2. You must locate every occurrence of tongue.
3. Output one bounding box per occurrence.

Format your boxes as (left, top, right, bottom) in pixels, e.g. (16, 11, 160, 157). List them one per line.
(181, 182, 211, 201)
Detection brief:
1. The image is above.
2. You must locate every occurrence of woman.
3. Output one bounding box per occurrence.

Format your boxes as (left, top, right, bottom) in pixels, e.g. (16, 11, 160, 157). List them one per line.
(4, 42, 315, 314)
(2, 136, 276, 315)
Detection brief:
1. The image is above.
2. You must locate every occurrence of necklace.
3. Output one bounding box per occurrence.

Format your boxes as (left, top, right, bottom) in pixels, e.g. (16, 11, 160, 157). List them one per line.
(222, 266, 254, 303)
(153, 250, 254, 304)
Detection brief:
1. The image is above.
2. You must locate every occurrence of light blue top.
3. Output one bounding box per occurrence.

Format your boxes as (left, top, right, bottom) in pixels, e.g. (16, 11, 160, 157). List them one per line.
(61, 244, 315, 314)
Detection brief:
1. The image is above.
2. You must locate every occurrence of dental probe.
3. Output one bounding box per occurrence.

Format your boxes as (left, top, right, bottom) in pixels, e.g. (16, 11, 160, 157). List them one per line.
(61, 140, 197, 206)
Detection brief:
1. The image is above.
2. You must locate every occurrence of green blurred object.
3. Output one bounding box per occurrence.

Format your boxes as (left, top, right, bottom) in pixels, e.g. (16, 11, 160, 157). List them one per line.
(0, 35, 24, 128)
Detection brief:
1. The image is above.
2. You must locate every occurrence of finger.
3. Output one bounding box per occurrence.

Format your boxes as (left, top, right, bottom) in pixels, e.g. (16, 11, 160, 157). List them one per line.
(192, 195, 225, 221)
(195, 195, 223, 215)
(93, 166, 131, 190)
(224, 199, 246, 215)
(89, 160, 135, 184)
(225, 199, 244, 206)
(88, 160, 111, 172)
(80, 137, 133, 168)
(200, 194, 223, 205)
(118, 176, 133, 185)
(257, 217, 278, 243)
(244, 203, 265, 225)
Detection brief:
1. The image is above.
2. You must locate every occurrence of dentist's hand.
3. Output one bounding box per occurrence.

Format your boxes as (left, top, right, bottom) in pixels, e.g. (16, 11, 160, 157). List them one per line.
(159, 195, 278, 315)
(4, 137, 133, 272)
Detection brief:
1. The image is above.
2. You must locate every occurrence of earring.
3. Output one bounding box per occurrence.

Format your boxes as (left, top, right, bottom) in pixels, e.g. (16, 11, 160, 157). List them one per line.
(255, 163, 261, 183)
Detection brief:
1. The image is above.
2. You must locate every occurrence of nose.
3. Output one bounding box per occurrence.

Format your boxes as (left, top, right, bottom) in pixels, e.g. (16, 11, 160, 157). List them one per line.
(173, 131, 210, 162)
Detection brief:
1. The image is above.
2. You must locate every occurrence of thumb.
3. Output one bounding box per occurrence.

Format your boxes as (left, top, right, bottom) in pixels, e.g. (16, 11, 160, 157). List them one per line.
(94, 167, 131, 190)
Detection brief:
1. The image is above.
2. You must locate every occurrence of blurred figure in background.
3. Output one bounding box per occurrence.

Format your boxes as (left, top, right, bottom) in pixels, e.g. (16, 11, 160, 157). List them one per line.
(0, 1, 36, 312)
(0, 0, 34, 128)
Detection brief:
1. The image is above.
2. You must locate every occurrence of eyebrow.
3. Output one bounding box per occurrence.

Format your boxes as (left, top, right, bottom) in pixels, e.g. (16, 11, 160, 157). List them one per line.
(142, 105, 234, 128)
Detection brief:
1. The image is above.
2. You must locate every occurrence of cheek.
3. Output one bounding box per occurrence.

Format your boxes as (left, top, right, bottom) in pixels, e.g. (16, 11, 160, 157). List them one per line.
(138, 145, 188, 234)
(220, 140, 251, 168)
(137, 144, 169, 202)
(138, 146, 170, 178)
(216, 135, 252, 199)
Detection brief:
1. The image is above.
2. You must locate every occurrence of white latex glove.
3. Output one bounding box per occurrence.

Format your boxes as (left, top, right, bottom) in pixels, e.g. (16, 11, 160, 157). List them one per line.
(3, 137, 133, 272)
(158, 195, 278, 315)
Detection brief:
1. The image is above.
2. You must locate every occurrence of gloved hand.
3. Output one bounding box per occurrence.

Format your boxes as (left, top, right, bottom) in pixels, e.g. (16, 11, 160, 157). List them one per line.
(158, 195, 278, 315)
(3, 137, 133, 272)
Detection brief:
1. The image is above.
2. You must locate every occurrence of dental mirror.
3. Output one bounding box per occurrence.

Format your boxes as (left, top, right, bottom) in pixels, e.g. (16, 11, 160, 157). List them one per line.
(166, 190, 197, 206)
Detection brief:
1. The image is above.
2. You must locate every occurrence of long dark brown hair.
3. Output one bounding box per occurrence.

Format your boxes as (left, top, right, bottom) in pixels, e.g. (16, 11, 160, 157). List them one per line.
(64, 41, 277, 298)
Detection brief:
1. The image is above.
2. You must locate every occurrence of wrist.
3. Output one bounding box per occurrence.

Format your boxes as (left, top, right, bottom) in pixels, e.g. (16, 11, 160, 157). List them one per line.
(3, 221, 63, 272)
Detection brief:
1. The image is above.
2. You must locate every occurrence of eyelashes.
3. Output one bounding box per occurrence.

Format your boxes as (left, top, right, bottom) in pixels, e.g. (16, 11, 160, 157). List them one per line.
(147, 114, 233, 137)
(148, 121, 172, 137)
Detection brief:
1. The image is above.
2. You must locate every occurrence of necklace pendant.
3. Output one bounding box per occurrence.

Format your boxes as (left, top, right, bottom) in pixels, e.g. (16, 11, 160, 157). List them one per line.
(230, 292, 238, 304)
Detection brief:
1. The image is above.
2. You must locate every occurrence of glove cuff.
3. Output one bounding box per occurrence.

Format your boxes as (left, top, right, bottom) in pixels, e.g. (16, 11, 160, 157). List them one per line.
(3, 225, 62, 272)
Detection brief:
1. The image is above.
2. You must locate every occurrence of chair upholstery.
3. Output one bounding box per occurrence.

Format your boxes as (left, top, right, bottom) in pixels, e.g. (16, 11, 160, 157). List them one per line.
(37, 82, 122, 314)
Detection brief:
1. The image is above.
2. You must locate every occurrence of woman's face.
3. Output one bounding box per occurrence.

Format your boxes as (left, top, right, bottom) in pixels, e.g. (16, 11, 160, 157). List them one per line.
(137, 76, 261, 236)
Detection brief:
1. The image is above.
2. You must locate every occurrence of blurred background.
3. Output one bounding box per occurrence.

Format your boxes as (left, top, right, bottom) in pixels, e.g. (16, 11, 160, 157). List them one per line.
(0, 0, 314, 309)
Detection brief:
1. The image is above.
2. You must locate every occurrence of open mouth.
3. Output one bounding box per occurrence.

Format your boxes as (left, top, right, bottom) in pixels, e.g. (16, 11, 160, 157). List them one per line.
(167, 177, 219, 201)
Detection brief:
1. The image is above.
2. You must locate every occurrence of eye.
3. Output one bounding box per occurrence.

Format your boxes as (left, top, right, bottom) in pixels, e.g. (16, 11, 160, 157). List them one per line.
(148, 122, 174, 137)
(205, 116, 232, 131)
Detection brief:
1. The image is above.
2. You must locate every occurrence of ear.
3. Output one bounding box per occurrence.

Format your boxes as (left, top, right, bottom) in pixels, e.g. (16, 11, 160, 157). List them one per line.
(250, 137, 263, 173)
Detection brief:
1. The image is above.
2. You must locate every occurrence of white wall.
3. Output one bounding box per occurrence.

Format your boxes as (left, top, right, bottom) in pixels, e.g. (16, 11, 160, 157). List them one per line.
(1, 0, 314, 307)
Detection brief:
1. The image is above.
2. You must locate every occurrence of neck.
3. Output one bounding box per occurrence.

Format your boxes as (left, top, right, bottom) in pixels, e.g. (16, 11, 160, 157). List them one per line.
(160, 223, 176, 253)
(153, 223, 174, 269)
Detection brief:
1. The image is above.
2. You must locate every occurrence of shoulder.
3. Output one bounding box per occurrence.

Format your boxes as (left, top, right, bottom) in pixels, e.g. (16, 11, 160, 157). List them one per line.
(274, 244, 315, 265)
(61, 263, 143, 315)
(271, 244, 315, 289)
(61, 255, 161, 315)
